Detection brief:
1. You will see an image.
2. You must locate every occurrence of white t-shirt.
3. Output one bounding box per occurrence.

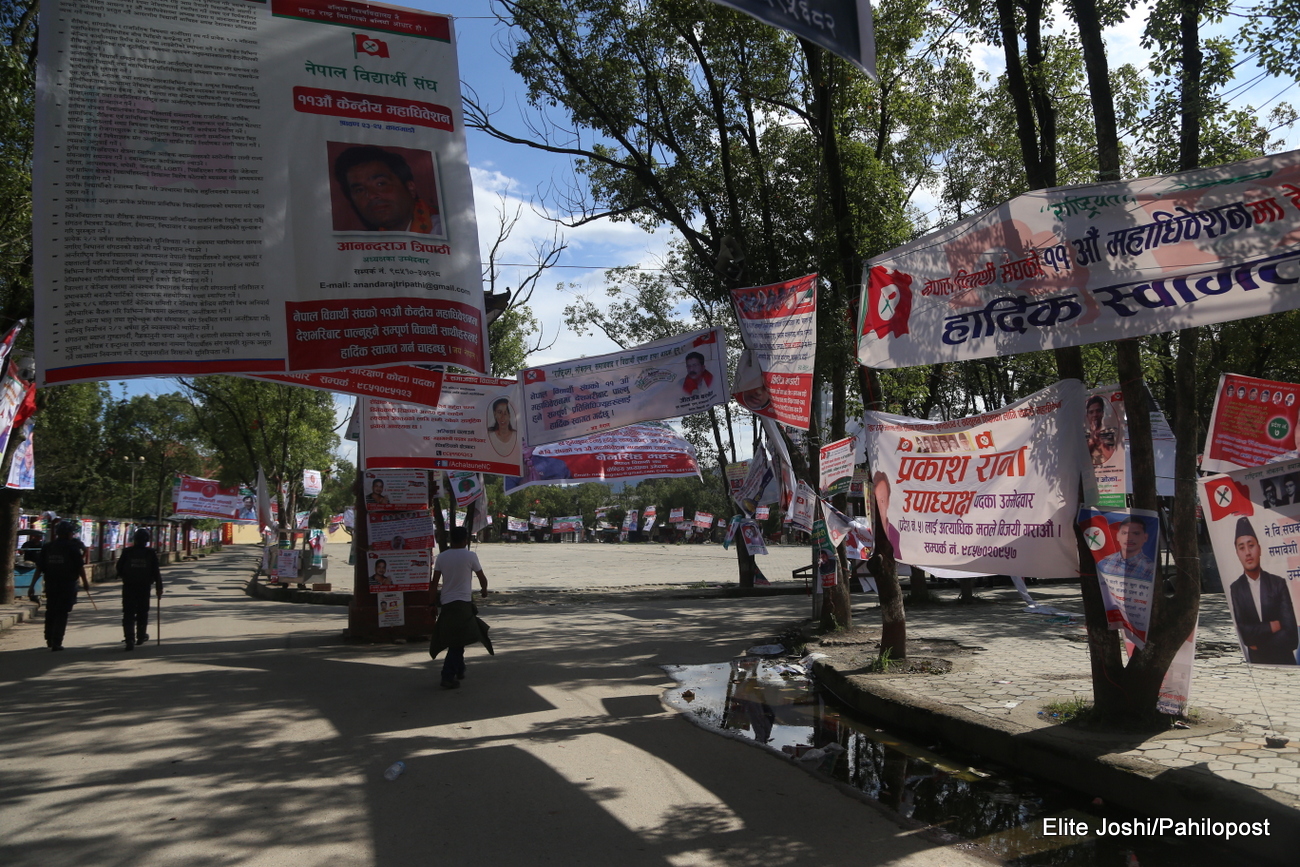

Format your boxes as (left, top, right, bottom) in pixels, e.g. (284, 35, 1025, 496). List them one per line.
(434, 547, 482, 604)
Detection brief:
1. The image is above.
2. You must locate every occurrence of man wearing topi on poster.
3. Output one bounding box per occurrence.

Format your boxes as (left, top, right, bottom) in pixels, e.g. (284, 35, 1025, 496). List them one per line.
(1228, 517, 1298, 665)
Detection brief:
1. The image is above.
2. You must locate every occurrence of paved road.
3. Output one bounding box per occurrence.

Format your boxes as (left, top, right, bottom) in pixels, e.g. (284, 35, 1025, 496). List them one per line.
(0, 546, 987, 867)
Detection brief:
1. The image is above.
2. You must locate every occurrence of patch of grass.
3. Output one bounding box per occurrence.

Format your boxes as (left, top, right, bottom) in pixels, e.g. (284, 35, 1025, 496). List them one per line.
(1038, 696, 1092, 725)
(866, 647, 898, 673)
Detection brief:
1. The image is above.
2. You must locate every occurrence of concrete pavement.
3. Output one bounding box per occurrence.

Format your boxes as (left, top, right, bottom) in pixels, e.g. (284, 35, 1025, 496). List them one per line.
(0, 545, 989, 867)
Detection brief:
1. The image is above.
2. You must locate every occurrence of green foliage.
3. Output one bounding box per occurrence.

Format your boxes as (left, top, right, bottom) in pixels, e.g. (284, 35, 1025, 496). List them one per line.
(180, 377, 340, 509)
(29, 383, 111, 515)
(0, 1, 35, 327)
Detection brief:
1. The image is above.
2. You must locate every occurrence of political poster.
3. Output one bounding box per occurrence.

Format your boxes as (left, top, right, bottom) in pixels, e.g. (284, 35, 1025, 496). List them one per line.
(362, 469, 429, 511)
(791, 481, 816, 532)
(363, 376, 523, 476)
(0, 365, 29, 457)
(277, 549, 301, 581)
(858, 150, 1300, 370)
(759, 416, 797, 517)
(1197, 458, 1300, 666)
(520, 327, 727, 447)
(813, 520, 839, 589)
(174, 475, 241, 520)
(1202, 373, 1300, 473)
(707, 0, 876, 78)
(367, 509, 436, 551)
(303, 469, 323, 497)
(5, 420, 34, 490)
(1084, 385, 1177, 506)
(819, 436, 856, 496)
(733, 446, 779, 516)
(378, 591, 405, 627)
(643, 506, 657, 533)
(739, 520, 768, 556)
(1078, 508, 1161, 647)
(367, 550, 430, 593)
(725, 461, 750, 496)
(254, 365, 444, 409)
(507, 516, 528, 532)
(730, 274, 817, 429)
(552, 516, 583, 533)
(446, 471, 485, 507)
(755, 506, 770, 521)
(504, 423, 700, 494)
(694, 512, 714, 530)
(864, 380, 1087, 577)
(669, 507, 685, 523)
(530, 515, 549, 528)
(35, 0, 489, 385)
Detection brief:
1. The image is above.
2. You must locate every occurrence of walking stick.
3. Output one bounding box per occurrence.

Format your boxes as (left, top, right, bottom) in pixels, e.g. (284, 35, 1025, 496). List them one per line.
(156, 592, 161, 646)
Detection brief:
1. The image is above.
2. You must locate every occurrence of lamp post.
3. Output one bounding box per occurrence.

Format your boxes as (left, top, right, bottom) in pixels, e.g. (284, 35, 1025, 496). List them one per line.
(125, 455, 145, 517)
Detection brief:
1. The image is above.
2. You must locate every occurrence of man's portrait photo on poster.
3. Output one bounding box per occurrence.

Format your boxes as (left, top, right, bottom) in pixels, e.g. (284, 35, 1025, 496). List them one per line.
(1226, 515, 1299, 665)
(328, 142, 445, 237)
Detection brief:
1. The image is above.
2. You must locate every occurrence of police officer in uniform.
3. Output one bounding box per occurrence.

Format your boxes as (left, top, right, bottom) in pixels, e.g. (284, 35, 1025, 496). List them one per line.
(116, 528, 163, 650)
(33, 521, 91, 651)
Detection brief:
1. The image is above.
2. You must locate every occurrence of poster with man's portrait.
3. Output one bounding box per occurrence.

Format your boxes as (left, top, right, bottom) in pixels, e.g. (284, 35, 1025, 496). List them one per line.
(327, 141, 446, 238)
(1199, 458, 1300, 667)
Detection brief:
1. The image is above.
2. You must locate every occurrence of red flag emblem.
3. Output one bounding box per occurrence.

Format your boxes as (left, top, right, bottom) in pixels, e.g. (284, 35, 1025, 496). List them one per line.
(1204, 476, 1253, 521)
(355, 34, 390, 57)
(1078, 512, 1119, 562)
(524, 369, 545, 383)
(693, 330, 718, 346)
(861, 266, 913, 340)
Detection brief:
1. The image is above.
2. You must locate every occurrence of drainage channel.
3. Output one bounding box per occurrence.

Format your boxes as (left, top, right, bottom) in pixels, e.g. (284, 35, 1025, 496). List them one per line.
(663, 655, 1248, 867)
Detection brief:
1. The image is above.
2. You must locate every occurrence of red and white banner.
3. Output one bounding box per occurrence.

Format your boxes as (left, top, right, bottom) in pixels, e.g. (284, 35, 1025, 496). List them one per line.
(367, 509, 436, 551)
(520, 327, 727, 447)
(504, 423, 700, 494)
(363, 376, 522, 476)
(1198, 458, 1300, 666)
(366, 550, 430, 594)
(669, 507, 684, 523)
(730, 274, 816, 429)
(174, 475, 241, 520)
(818, 436, 855, 496)
(864, 380, 1088, 577)
(858, 150, 1300, 369)
(1202, 373, 1300, 473)
(552, 516, 582, 533)
(694, 512, 714, 530)
(35, 0, 487, 384)
(362, 470, 429, 511)
(253, 366, 445, 409)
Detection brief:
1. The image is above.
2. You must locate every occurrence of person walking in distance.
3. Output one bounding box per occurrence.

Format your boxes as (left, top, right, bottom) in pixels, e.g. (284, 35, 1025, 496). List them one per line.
(33, 521, 91, 651)
(429, 527, 493, 689)
(117, 528, 163, 651)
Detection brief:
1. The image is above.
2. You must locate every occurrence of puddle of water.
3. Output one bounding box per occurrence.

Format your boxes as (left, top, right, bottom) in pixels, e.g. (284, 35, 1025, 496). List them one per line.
(663, 657, 1253, 867)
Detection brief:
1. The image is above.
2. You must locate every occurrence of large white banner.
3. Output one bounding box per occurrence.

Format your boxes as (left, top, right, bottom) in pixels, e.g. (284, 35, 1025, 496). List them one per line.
(520, 327, 727, 447)
(174, 474, 241, 520)
(35, 0, 487, 384)
(730, 274, 816, 429)
(1198, 459, 1300, 666)
(864, 380, 1087, 577)
(363, 376, 523, 476)
(504, 423, 700, 494)
(857, 151, 1300, 369)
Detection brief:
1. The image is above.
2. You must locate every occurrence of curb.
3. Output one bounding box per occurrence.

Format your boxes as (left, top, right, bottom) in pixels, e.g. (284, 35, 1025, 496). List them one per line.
(0, 600, 38, 634)
(244, 578, 351, 606)
(813, 659, 1299, 864)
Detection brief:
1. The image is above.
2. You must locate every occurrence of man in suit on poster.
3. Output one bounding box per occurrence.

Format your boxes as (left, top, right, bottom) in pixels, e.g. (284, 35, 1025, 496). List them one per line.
(1228, 517, 1299, 665)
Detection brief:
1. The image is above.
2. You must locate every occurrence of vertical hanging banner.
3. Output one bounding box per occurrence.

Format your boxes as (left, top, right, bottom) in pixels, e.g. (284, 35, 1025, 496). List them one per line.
(725, 461, 750, 496)
(706, 0, 876, 79)
(730, 274, 817, 429)
(6, 420, 35, 490)
(1202, 373, 1300, 473)
(1078, 508, 1161, 646)
(818, 436, 856, 496)
(1084, 385, 1177, 506)
(812, 520, 839, 589)
(864, 380, 1087, 577)
(303, 469, 323, 497)
(642, 506, 657, 533)
(857, 150, 1300, 370)
(520, 327, 727, 447)
(362, 377, 522, 475)
(1198, 459, 1300, 666)
(35, 0, 488, 385)
(669, 507, 684, 523)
